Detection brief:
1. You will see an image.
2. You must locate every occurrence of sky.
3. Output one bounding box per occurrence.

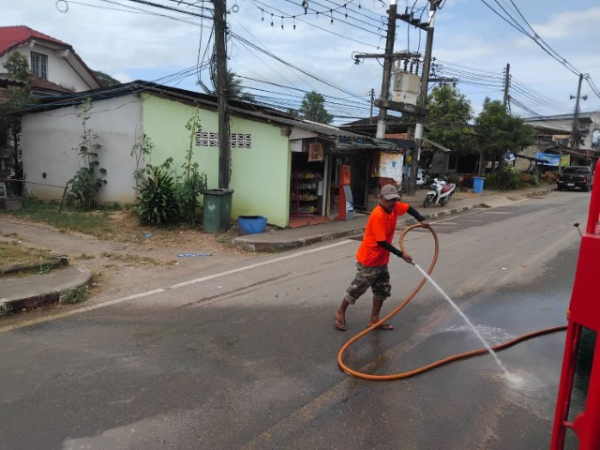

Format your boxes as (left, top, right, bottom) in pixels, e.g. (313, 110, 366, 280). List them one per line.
(3, 0, 600, 125)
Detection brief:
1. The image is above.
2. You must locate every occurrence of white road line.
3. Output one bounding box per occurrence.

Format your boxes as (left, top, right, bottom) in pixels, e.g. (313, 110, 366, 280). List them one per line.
(0, 289, 166, 333)
(0, 240, 353, 332)
(170, 240, 353, 288)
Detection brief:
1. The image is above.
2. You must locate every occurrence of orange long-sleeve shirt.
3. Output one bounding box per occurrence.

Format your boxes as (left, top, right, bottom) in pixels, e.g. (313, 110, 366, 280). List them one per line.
(355, 202, 410, 267)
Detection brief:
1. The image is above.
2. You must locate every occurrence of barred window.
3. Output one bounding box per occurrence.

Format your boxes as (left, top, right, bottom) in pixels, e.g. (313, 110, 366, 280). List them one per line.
(31, 52, 48, 79)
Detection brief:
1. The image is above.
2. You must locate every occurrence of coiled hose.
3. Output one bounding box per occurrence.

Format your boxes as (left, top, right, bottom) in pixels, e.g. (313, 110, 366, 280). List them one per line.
(337, 223, 568, 381)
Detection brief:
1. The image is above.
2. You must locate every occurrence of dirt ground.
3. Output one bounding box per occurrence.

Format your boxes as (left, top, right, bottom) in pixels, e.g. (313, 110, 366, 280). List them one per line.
(0, 210, 252, 302)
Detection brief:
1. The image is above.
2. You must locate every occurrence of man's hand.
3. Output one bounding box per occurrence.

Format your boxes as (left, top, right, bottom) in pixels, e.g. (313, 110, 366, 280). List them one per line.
(420, 221, 430, 229)
(400, 252, 414, 265)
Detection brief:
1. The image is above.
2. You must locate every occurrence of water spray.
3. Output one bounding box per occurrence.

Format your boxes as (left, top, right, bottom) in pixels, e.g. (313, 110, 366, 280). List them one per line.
(412, 263, 511, 379)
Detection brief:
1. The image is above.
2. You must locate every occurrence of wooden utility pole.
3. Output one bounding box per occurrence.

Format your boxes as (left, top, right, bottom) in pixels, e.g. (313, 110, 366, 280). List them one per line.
(503, 63, 510, 109)
(407, 0, 439, 195)
(213, 0, 231, 189)
(376, 0, 398, 139)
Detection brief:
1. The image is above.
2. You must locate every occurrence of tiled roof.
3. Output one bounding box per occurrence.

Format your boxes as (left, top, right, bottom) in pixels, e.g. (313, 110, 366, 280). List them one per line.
(0, 26, 67, 56)
(0, 26, 101, 89)
(33, 77, 74, 94)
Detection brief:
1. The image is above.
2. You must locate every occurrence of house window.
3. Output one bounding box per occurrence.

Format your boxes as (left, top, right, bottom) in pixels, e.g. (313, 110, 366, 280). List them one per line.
(31, 52, 48, 79)
(196, 131, 252, 148)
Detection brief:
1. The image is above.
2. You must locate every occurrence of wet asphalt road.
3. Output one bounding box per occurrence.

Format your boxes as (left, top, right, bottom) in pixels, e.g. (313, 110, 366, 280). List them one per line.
(0, 191, 591, 449)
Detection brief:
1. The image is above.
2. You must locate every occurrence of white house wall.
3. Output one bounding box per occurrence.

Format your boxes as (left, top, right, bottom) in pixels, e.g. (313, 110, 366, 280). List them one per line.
(22, 95, 143, 203)
(0, 44, 93, 92)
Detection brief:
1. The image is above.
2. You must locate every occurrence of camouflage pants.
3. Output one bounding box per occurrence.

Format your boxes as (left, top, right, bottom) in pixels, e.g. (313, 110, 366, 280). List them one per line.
(344, 262, 391, 304)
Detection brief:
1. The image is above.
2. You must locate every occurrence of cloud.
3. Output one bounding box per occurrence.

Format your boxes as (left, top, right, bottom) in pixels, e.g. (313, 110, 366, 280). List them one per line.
(5, 0, 600, 120)
(112, 72, 133, 83)
(530, 6, 600, 40)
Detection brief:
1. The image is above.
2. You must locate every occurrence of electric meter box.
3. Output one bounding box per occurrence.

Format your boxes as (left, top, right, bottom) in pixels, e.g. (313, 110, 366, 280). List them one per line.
(392, 71, 421, 105)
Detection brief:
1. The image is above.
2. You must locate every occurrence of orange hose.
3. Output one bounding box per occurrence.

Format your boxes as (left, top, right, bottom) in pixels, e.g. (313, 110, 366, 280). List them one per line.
(337, 223, 567, 381)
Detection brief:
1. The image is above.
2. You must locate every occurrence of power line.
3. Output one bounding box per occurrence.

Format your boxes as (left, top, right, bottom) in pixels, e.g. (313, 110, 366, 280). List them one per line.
(477, 0, 581, 76)
(248, 0, 383, 48)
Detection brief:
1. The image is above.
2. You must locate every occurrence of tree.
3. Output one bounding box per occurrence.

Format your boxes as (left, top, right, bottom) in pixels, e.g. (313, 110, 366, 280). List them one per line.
(298, 91, 333, 124)
(286, 108, 299, 118)
(202, 70, 255, 103)
(474, 98, 534, 175)
(0, 52, 35, 188)
(423, 84, 475, 155)
(93, 71, 121, 87)
(3, 51, 32, 82)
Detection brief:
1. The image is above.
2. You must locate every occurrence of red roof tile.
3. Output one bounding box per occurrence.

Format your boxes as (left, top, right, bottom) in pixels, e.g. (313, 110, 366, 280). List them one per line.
(33, 77, 75, 94)
(0, 26, 102, 89)
(0, 26, 68, 56)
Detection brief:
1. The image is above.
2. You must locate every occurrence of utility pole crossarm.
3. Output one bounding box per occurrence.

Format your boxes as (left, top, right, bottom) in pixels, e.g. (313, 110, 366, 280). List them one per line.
(354, 52, 421, 61)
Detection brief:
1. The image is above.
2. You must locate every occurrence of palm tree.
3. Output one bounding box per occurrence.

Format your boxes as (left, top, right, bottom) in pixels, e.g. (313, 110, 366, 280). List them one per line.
(200, 70, 255, 103)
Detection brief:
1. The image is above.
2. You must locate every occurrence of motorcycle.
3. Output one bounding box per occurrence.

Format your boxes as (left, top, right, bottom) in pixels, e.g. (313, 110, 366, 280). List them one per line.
(423, 178, 456, 208)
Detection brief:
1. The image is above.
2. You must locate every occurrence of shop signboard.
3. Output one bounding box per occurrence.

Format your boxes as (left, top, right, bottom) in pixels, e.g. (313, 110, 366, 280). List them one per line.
(536, 152, 560, 166)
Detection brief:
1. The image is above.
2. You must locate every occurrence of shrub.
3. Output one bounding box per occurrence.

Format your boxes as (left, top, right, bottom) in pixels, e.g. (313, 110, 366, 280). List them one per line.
(67, 99, 107, 211)
(60, 285, 89, 304)
(485, 173, 497, 189)
(68, 164, 107, 210)
(494, 164, 520, 190)
(540, 171, 556, 183)
(175, 167, 207, 228)
(518, 173, 538, 187)
(136, 164, 180, 226)
(446, 174, 459, 185)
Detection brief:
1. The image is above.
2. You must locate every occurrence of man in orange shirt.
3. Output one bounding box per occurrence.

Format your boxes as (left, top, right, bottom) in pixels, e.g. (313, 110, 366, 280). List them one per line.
(335, 184, 429, 331)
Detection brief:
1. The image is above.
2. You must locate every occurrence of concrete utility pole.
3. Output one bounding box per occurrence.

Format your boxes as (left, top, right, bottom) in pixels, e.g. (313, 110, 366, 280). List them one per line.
(503, 63, 510, 110)
(563, 73, 586, 175)
(407, 0, 439, 195)
(571, 73, 585, 151)
(369, 88, 375, 124)
(376, 0, 398, 139)
(213, 0, 231, 189)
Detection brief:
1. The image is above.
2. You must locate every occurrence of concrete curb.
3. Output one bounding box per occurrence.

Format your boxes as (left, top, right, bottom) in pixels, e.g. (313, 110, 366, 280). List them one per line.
(230, 187, 556, 253)
(0, 254, 68, 276)
(0, 267, 93, 315)
(231, 203, 485, 253)
(232, 229, 366, 253)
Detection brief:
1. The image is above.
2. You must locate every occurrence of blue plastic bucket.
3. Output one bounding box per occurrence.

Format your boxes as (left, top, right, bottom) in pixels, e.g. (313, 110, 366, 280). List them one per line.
(473, 177, 485, 194)
(237, 216, 267, 235)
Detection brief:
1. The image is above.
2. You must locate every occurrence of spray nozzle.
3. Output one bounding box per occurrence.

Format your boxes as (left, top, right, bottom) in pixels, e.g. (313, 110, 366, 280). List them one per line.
(574, 222, 582, 237)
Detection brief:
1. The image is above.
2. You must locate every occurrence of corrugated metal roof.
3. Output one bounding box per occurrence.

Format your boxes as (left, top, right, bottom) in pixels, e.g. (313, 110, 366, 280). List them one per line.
(19, 81, 400, 149)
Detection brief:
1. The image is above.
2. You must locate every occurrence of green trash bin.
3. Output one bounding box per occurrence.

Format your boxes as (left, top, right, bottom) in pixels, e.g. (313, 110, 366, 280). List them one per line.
(203, 189, 234, 233)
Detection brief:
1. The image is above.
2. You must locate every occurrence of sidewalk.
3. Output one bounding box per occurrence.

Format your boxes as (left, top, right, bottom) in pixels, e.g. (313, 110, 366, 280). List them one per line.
(231, 185, 556, 252)
(0, 265, 92, 314)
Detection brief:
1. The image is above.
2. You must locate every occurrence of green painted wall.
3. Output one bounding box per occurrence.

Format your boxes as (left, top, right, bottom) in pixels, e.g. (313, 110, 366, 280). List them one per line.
(141, 94, 291, 227)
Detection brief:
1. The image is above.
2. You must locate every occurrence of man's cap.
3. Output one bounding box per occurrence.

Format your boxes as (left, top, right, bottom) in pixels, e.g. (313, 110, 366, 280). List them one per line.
(381, 184, 401, 200)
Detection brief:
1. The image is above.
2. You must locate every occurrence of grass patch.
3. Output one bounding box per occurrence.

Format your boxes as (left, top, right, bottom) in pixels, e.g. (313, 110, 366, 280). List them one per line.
(0, 199, 111, 237)
(0, 241, 53, 267)
(59, 285, 89, 304)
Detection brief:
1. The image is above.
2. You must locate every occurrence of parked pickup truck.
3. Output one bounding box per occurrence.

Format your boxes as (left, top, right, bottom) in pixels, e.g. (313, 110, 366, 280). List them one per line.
(556, 166, 593, 191)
